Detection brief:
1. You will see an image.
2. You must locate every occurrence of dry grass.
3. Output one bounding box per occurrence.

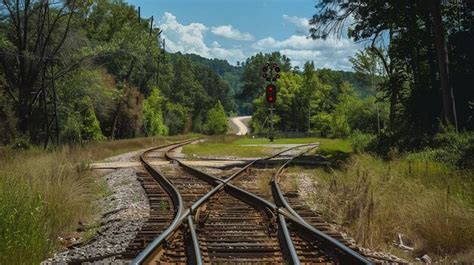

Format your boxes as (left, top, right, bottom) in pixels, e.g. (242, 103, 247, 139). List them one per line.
(291, 154, 474, 262)
(0, 135, 194, 264)
(256, 169, 274, 197)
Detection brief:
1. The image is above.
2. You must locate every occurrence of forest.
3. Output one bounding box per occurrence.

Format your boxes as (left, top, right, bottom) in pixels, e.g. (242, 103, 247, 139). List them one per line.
(0, 0, 385, 148)
(0, 0, 234, 147)
(246, 0, 474, 169)
(0, 0, 472, 167)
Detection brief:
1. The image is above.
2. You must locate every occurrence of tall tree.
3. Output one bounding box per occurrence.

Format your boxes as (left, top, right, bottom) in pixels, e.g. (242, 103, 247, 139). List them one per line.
(429, 0, 457, 128)
(0, 0, 84, 144)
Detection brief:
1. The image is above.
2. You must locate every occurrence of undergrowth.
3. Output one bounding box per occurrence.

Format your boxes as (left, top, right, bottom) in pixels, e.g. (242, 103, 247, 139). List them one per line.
(0, 135, 193, 264)
(294, 154, 473, 261)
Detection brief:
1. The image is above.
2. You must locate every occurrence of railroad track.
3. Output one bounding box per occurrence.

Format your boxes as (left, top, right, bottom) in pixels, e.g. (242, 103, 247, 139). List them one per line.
(120, 139, 374, 264)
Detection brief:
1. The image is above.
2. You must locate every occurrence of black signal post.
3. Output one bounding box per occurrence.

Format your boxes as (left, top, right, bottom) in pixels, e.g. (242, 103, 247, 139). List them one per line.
(262, 62, 281, 142)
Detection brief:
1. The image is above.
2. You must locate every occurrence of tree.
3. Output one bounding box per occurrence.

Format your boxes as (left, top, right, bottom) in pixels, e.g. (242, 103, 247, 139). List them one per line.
(0, 0, 85, 145)
(238, 52, 291, 114)
(143, 88, 168, 136)
(0, 90, 17, 144)
(349, 48, 385, 132)
(429, 0, 457, 128)
(204, 101, 228, 135)
(165, 103, 188, 136)
(309, 0, 473, 148)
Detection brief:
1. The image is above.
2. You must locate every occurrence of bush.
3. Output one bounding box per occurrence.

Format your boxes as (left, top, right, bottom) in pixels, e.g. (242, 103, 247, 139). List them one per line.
(10, 135, 31, 150)
(430, 131, 474, 168)
(143, 88, 168, 136)
(204, 101, 228, 135)
(164, 103, 188, 135)
(349, 131, 376, 153)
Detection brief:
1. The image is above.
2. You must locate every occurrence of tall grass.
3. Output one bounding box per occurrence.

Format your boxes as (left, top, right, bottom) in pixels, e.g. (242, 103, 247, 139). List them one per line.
(296, 154, 473, 260)
(0, 135, 193, 264)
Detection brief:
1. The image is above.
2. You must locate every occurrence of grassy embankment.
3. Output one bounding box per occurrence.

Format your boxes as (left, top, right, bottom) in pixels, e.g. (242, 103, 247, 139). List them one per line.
(285, 145, 473, 261)
(184, 135, 473, 261)
(182, 135, 349, 158)
(0, 135, 196, 264)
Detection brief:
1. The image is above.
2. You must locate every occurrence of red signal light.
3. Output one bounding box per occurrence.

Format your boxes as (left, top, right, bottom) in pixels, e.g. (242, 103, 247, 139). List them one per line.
(265, 84, 277, 104)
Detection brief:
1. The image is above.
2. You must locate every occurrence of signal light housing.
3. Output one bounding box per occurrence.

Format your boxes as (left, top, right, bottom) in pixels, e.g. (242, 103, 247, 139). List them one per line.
(265, 84, 277, 104)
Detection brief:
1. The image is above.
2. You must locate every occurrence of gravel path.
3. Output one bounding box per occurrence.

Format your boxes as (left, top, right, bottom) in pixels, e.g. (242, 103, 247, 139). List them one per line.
(44, 157, 149, 264)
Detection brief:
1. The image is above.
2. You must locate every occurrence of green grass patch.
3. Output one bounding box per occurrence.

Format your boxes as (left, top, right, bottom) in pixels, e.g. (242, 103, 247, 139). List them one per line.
(183, 136, 352, 158)
(183, 143, 272, 158)
(236, 137, 352, 153)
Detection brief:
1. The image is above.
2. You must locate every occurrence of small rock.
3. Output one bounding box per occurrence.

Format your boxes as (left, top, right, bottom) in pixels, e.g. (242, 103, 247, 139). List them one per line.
(421, 254, 432, 263)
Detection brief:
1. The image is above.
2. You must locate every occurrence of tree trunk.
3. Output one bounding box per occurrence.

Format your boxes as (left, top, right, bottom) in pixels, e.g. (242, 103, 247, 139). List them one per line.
(430, 0, 457, 129)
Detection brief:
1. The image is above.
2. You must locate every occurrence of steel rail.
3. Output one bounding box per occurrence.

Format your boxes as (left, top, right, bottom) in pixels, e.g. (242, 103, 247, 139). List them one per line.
(132, 142, 317, 264)
(176, 143, 372, 264)
(132, 138, 198, 264)
(270, 145, 320, 265)
(186, 215, 203, 265)
(172, 144, 319, 264)
(271, 146, 373, 265)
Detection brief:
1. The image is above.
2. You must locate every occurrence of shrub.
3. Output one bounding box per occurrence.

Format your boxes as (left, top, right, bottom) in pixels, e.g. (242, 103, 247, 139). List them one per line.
(10, 135, 32, 150)
(204, 101, 229, 135)
(349, 131, 376, 153)
(143, 88, 168, 136)
(164, 103, 188, 135)
(430, 131, 474, 168)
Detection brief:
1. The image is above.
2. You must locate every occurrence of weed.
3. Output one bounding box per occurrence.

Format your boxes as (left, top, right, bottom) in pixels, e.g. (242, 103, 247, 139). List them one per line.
(0, 134, 195, 263)
(297, 154, 474, 261)
(160, 200, 169, 212)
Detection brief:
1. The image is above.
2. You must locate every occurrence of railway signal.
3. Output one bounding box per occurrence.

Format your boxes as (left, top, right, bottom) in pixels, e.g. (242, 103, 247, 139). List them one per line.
(266, 84, 276, 103)
(261, 62, 281, 142)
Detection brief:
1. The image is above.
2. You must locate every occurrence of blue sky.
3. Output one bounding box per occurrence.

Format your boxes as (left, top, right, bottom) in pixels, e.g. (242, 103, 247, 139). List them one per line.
(126, 0, 363, 70)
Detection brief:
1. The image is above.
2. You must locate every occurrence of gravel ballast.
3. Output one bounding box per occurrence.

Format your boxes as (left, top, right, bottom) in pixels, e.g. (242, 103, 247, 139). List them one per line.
(44, 166, 149, 264)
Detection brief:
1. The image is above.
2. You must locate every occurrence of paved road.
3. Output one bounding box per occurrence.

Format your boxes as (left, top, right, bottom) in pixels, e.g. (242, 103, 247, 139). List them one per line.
(229, 116, 251, 135)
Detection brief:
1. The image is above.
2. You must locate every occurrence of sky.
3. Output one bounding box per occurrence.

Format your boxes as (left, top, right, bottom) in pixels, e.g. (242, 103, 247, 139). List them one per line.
(126, 0, 364, 71)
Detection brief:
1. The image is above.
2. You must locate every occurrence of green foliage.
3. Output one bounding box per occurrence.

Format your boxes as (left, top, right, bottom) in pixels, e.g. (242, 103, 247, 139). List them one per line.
(61, 113, 82, 144)
(238, 52, 292, 114)
(250, 59, 387, 138)
(59, 96, 105, 143)
(349, 131, 376, 154)
(310, 0, 474, 151)
(0, 0, 241, 146)
(10, 135, 31, 150)
(143, 88, 168, 136)
(422, 131, 474, 169)
(204, 101, 229, 135)
(81, 97, 106, 141)
(164, 103, 188, 135)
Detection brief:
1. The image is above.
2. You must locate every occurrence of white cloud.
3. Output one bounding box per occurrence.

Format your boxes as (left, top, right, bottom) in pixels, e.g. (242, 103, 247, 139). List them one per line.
(159, 12, 246, 64)
(157, 12, 361, 70)
(159, 12, 209, 55)
(252, 34, 362, 70)
(282, 14, 310, 34)
(211, 25, 254, 41)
